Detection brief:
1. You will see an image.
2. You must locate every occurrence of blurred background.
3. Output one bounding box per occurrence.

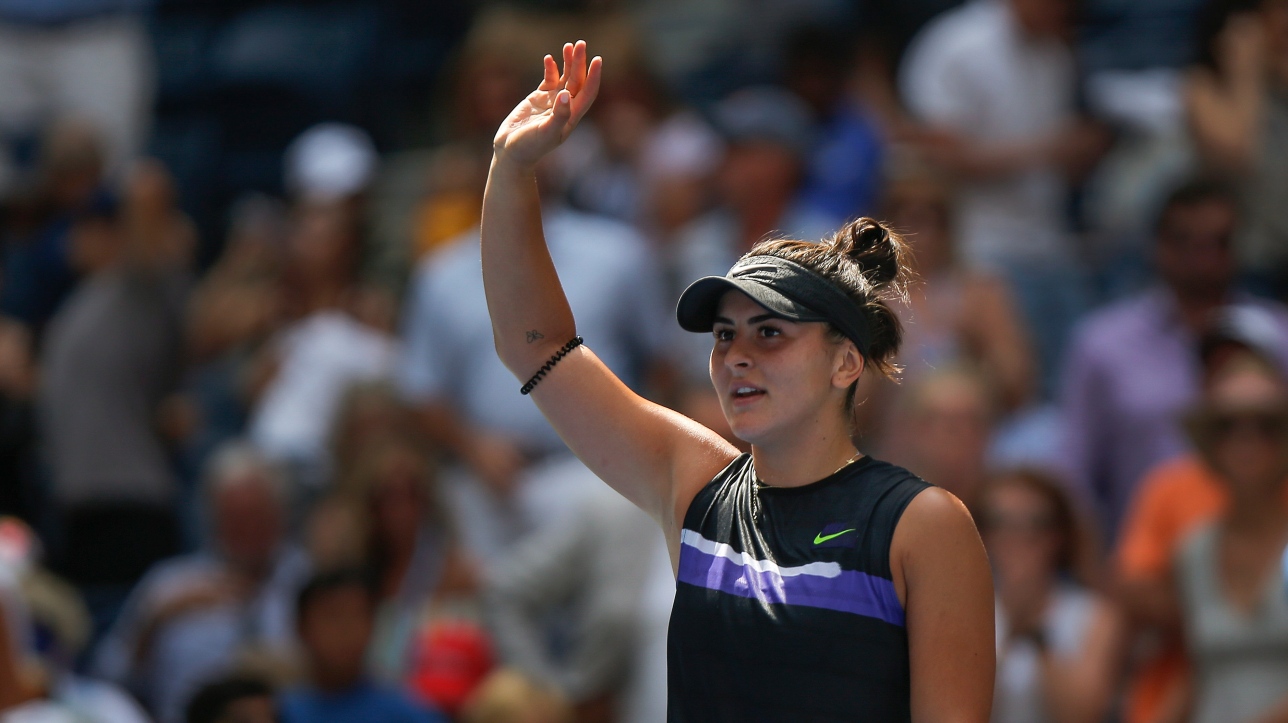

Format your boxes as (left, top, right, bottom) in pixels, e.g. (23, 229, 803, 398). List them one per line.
(0, 0, 1287, 721)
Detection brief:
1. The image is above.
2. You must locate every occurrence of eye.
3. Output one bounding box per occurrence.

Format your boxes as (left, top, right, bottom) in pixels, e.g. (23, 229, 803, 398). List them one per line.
(713, 328, 734, 342)
(757, 325, 781, 338)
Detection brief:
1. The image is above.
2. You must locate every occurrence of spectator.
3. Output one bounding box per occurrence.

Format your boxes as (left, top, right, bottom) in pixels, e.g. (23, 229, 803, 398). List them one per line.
(459, 669, 573, 723)
(878, 156, 1035, 413)
(1060, 178, 1288, 543)
(176, 195, 290, 485)
(279, 568, 447, 723)
(483, 484, 660, 722)
(336, 434, 478, 685)
(0, 562, 150, 722)
(0, 119, 106, 335)
(329, 382, 416, 486)
(1115, 309, 1288, 723)
(556, 63, 671, 224)
(1185, 0, 1288, 298)
(0, 309, 36, 520)
(397, 171, 671, 562)
(785, 25, 885, 222)
(0, 0, 153, 188)
(246, 197, 398, 490)
(899, 0, 1107, 389)
(981, 469, 1121, 723)
(1172, 353, 1288, 723)
(39, 160, 192, 591)
(635, 112, 723, 248)
(882, 366, 998, 516)
(93, 442, 309, 723)
(671, 86, 838, 287)
(185, 676, 276, 723)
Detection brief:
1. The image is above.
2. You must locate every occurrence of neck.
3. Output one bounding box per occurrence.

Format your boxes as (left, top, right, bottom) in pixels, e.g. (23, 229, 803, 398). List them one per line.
(1172, 287, 1228, 331)
(1227, 484, 1288, 533)
(313, 670, 363, 694)
(749, 415, 859, 488)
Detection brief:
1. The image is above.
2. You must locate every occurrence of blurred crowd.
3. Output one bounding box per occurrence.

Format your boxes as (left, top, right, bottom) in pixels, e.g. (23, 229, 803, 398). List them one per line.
(0, 0, 1287, 721)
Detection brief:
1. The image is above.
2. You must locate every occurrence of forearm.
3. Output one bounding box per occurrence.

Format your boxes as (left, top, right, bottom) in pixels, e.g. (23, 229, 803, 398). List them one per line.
(480, 157, 577, 377)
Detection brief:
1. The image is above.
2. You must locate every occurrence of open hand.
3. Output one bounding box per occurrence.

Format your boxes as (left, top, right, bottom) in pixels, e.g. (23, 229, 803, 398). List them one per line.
(492, 40, 602, 170)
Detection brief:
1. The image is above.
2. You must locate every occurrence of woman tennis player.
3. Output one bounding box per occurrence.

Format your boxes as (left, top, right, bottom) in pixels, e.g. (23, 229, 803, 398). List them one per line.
(481, 41, 994, 722)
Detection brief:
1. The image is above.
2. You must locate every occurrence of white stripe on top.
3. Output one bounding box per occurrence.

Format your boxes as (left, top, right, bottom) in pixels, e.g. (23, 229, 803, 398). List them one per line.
(680, 529, 842, 579)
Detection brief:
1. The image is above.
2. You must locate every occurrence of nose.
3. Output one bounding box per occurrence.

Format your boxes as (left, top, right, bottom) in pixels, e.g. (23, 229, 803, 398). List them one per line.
(722, 333, 754, 371)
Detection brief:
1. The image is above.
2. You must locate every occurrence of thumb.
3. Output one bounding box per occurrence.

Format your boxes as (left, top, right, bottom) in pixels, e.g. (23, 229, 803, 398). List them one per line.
(551, 89, 572, 125)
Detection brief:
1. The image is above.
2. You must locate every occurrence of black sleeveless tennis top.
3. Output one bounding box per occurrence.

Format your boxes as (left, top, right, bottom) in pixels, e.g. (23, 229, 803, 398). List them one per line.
(667, 453, 931, 722)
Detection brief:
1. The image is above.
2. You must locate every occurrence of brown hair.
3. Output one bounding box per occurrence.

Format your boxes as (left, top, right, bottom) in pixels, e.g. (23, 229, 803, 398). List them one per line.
(981, 468, 1097, 584)
(749, 217, 913, 408)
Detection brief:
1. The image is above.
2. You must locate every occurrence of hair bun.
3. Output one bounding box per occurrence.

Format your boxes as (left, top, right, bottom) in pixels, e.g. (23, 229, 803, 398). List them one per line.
(829, 217, 907, 290)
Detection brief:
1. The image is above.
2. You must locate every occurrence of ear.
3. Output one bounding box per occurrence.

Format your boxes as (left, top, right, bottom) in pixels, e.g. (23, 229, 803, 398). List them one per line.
(832, 340, 864, 390)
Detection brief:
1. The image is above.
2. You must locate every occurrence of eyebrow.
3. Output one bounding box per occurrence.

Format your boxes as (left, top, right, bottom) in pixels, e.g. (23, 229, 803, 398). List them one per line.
(712, 314, 780, 325)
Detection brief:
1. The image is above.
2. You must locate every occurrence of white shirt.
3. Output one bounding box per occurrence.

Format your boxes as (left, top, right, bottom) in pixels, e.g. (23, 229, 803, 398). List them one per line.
(900, 0, 1075, 268)
(249, 311, 397, 471)
(397, 207, 671, 453)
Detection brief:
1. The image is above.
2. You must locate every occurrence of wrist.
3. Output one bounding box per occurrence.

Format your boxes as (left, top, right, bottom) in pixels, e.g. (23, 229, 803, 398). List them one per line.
(490, 152, 539, 179)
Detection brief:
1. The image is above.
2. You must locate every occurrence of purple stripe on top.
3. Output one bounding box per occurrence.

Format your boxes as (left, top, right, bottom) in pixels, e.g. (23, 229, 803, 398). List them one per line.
(677, 539, 905, 627)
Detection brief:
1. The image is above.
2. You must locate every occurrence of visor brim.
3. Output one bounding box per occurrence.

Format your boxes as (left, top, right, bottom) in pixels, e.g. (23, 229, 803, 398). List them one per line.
(676, 276, 826, 332)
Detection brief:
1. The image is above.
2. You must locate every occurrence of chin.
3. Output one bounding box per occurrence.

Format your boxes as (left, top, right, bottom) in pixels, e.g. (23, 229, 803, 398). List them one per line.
(726, 413, 781, 448)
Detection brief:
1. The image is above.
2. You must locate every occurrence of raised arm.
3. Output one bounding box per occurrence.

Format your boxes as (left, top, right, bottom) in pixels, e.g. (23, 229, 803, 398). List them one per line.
(481, 41, 737, 550)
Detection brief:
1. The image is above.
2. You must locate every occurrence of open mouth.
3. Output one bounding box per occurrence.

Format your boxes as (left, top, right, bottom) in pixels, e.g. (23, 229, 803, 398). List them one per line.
(731, 385, 766, 401)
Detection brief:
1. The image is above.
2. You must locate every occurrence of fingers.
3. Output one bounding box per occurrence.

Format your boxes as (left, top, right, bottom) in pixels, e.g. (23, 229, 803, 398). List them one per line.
(558, 42, 574, 88)
(568, 55, 602, 127)
(538, 54, 558, 91)
(566, 40, 588, 96)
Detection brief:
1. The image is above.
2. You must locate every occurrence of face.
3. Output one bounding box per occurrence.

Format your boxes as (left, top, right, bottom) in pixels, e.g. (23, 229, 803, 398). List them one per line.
(69, 217, 123, 273)
(213, 477, 283, 574)
(1010, 0, 1074, 39)
(1203, 367, 1288, 496)
(716, 143, 802, 212)
(370, 451, 429, 547)
(300, 585, 374, 686)
(883, 181, 952, 270)
(287, 201, 358, 281)
(709, 291, 860, 445)
(908, 375, 993, 502)
(1265, 0, 1288, 72)
(982, 481, 1063, 583)
(218, 696, 277, 723)
(1155, 199, 1238, 297)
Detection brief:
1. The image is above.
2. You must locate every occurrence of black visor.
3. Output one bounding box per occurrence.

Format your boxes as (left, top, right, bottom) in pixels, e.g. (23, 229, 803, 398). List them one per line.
(676, 255, 872, 358)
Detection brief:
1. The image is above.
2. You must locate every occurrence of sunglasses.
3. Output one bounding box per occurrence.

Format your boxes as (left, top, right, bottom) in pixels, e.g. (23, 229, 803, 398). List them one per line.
(1208, 411, 1288, 441)
(982, 511, 1057, 534)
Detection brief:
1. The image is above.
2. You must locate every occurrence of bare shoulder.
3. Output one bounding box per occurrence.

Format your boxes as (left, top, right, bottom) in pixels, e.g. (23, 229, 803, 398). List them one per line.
(898, 486, 979, 543)
(891, 487, 988, 601)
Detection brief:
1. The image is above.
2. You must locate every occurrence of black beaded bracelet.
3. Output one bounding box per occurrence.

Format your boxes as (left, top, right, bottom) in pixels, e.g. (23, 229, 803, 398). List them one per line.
(520, 336, 584, 395)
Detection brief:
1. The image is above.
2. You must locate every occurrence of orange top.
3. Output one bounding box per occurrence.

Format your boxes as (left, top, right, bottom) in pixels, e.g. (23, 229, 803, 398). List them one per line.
(1117, 455, 1228, 581)
(1115, 455, 1225, 723)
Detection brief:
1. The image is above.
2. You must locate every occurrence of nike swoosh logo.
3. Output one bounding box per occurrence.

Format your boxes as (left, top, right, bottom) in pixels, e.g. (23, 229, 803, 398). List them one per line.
(813, 528, 856, 545)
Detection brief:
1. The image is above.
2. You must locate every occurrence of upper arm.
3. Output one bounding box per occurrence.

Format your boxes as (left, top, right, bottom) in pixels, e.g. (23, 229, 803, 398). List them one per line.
(894, 487, 995, 723)
(527, 344, 739, 548)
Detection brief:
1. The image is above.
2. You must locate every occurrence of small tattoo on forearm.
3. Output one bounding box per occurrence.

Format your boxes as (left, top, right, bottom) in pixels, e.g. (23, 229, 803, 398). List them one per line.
(526, 330, 545, 343)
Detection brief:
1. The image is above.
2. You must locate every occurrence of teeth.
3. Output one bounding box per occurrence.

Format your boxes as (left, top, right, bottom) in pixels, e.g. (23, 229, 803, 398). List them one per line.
(736, 387, 758, 394)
